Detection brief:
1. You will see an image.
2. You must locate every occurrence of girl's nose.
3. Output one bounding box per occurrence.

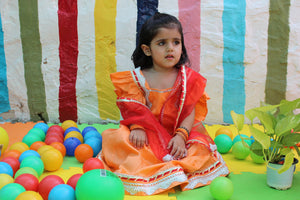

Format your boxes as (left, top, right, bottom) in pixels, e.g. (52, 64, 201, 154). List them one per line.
(167, 43, 174, 51)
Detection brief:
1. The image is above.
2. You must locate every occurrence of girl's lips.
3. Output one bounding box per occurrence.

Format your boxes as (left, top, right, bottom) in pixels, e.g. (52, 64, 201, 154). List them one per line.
(166, 55, 174, 59)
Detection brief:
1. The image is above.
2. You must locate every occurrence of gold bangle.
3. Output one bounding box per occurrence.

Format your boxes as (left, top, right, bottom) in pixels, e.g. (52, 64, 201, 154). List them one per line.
(129, 124, 145, 131)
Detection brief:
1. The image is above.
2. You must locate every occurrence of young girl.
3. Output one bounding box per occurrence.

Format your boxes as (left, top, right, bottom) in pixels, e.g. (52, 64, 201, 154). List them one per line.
(97, 12, 229, 196)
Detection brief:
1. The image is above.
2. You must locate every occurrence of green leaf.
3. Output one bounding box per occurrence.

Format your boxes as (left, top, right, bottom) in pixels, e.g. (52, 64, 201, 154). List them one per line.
(250, 141, 264, 156)
(279, 98, 300, 116)
(278, 151, 295, 174)
(230, 110, 244, 131)
(281, 133, 300, 147)
(245, 110, 275, 134)
(275, 114, 300, 136)
(249, 126, 270, 149)
(279, 147, 291, 156)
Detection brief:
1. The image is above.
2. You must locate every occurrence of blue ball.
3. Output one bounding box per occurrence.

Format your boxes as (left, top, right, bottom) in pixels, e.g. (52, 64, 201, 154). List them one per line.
(64, 137, 82, 156)
(82, 126, 98, 137)
(0, 162, 14, 177)
(84, 137, 102, 157)
(48, 184, 75, 200)
(19, 150, 41, 163)
(64, 127, 81, 137)
(83, 130, 101, 142)
(34, 122, 49, 133)
(233, 134, 252, 146)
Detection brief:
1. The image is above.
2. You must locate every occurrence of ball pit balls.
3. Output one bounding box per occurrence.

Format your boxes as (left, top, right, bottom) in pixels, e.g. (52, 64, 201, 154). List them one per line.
(45, 136, 64, 145)
(0, 183, 26, 200)
(215, 127, 233, 139)
(40, 148, 63, 172)
(64, 137, 82, 156)
(15, 191, 43, 200)
(65, 131, 84, 143)
(47, 125, 64, 135)
(9, 142, 29, 153)
(232, 141, 250, 160)
(83, 158, 105, 173)
(75, 144, 94, 163)
(19, 150, 41, 163)
(82, 126, 98, 137)
(37, 145, 54, 155)
(61, 120, 78, 131)
(14, 173, 39, 191)
(14, 166, 39, 179)
(84, 137, 102, 157)
(27, 128, 46, 141)
(50, 142, 66, 157)
(30, 141, 46, 151)
(34, 122, 49, 133)
(64, 127, 81, 137)
(250, 151, 265, 164)
(1, 156, 20, 176)
(46, 131, 64, 139)
(22, 134, 42, 148)
(67, 174, 82, 189)
(2, 149, 22, 160)
(214, 134, 233, 154)
(0, 161, 14, 177)
(75, 169, 124, 200)
(48, 184, 75, 200)
(83, 130, 101, 142)
(0, 127, 9, 153)
(210, 177, 234, 200)
(232, 134, 252, 146)
(20, 156, 44, 177)
(0, 173, 14, 189)
(38, 175, 65, 200)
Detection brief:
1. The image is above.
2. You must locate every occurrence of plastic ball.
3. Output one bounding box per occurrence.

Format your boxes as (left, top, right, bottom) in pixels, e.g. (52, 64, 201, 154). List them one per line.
(84, 137, 102, 157)
(20, 156, 44, 177)
(0, 161, 14, 177)
(64, 127, 81, 137)
(45, 136, 64, 145)
(48, 184, 75, 200)
(232, 141, 250, 160)
(1, 156, 20, 176)
(0, 173, 14, 189)
(83, 158, 104, 173)
(15, 167, 39, 179)
(40, 148, 63, 172)
(50, 142, 66, 157)
(15, 191, 43, 200)
(250, 151, 265, 164)
(2, 149, 22, 160)
(9, 142, 29, 153)
(82, 126, 97, 137)
(75, 144, 94, 163)
(19, 150, 41, 163)
(22, 134, 42, 148)
(214, 134, 233, 154)
(27, 128, 46, 141)
(67, 174, 82, 189)
(232, 134, 252, 146)
(0, 183, 26, 200)
(83, 130, 101, 142)
(215, 127, 233, 139)
(14, 173, 39, 191)
(64, 137, 82, 156)
(37, 145, 54, 155)
(30, 141, 46, 151)
(61, 120, 78, 131)
(209, 177, 234, 200)
(0, 127, 9, 153)
(34, 122, 49, 134)
(46, 131, 64, 139)
(75, 169, 124, 200)
(38, 175, 65, 200)
(65, 131, 83, 143)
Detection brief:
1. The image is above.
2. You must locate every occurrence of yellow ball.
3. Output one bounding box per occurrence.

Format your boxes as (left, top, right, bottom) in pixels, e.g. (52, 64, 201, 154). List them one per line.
(215, 127, 233, 139)
(16, 191, 43, 200)
(0, 174, 14, 189)
(65, 131, 83, 143)
(41, 148, 63, 171)
(0, 127, 9, 154)
(61, 120, 77, 131)
(37, 145, 54, 155)
(9, 142, 29, 153)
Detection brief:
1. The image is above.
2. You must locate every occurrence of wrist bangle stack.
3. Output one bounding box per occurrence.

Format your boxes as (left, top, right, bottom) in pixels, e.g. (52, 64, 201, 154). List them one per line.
(129, 124, 145, 131)
(175, 127, 190, 142)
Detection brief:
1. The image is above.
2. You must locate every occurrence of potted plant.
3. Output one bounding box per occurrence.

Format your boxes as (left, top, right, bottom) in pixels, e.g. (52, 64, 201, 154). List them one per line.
(230, 98, 300, 190)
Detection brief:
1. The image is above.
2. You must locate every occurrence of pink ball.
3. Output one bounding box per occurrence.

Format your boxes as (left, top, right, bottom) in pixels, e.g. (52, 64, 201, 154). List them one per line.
(1, 157, 20, 176)
(83, 158, 104, 173)
(14, 173, 39, 191)
(38, 175, 64, 200)
(67, 174, 82, 189)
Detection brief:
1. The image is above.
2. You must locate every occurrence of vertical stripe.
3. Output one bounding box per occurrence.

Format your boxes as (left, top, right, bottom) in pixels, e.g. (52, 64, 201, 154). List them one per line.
(244, 1, 269, 112)
(77, 0, 101, 123)
(94, 0, 119, 120)
(136, 0, 158, 45)
(286, 0, 300, 101)
(58, 0, 78, 122)
(19, 0, 48, 121)
(200, 0, 224, 124)
(158, 0, 179, 18)
(0, 14, 10, 113)
(265, 0, 290, 104)
(178, 0, 201, 72)
(222, 0, 246, 123)
(38, 1, 60, 123)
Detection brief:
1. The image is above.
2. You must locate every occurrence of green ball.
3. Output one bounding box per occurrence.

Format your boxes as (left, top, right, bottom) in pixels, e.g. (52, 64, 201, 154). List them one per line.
(232, 141, 250, 160)
(27, 128, 46, 141)
(0, 183, 26, 200)
(22, 133, 42, 147)
(210, 177, 234, 200)
(14, 167, 39, 179)
(76, 169, 124, 200)
(250, 151, 265, 164)
(20, 156, 44, 177)
(233, 134, 252, 146)
(214, 134, 233, 154)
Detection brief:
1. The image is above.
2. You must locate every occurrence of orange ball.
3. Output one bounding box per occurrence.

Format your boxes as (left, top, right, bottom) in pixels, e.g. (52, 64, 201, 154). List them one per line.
(30, 141, 46, 151)
(2, 149, 22, 160)
(41, 148, 63, 171)
(215, 127, 233, 139)
(61, 120, 78, 131)
(9, 142, 29, 153)
(50, 142, 66, 157)
(74, 144, 94, 163)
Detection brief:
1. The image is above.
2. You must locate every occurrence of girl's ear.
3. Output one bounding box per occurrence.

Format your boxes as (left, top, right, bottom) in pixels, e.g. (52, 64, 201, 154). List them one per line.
(141, 44, 151, 56)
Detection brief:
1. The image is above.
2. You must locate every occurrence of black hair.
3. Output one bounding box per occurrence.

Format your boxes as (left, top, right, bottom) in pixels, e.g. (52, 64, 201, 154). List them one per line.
(131, 12, 190, 69)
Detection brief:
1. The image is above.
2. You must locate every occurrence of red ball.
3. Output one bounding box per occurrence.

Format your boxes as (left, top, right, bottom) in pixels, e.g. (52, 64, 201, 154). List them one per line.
(1, 156, 20, 176)
(45, 136, 64, 145)
(38, 175, 64, 200)
(83, 158, 104, 173)
(47, 125, 64, 135)
(66, 173, 82, 189)
(15, 173, 39, 191)
(45, 131, 64, 140)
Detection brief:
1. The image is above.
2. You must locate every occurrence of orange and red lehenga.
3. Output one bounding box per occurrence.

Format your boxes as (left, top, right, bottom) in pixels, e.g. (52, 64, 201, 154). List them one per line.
(97, 66, 229, 195)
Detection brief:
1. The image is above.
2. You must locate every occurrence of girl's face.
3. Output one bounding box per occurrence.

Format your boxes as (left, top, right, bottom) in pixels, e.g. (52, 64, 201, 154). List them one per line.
(141, 27, 182, 71)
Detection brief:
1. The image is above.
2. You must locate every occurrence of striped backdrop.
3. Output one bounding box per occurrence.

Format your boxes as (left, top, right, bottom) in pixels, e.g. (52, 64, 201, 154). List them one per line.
(0, 0, 299, 124)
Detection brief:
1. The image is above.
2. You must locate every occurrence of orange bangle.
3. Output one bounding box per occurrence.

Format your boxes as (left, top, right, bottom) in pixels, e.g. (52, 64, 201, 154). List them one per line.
(176, 127, 189, 139)
(129, 124, 145, 131)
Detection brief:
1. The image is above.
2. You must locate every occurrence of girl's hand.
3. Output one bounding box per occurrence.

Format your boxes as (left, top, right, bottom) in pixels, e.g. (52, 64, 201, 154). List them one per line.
(129, 129, 148, 149)
(167, 134, 187, 160)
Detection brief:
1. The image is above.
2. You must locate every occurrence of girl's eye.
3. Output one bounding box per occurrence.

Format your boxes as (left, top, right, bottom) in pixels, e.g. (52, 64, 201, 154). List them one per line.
(158, 42, 165, 46)
(174, 40, 181, 45)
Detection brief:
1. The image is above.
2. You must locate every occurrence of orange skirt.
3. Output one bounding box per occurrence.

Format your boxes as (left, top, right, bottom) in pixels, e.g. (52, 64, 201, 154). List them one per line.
(97, 125, 229, 196)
